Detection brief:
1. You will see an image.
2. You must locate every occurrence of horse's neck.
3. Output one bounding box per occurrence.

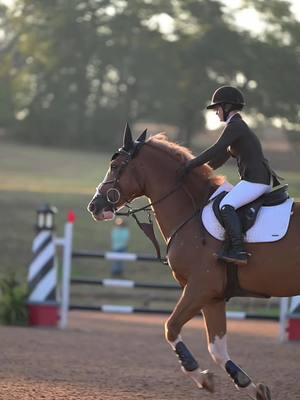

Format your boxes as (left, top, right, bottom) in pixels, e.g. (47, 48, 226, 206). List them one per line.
(142, 148, 212, 242)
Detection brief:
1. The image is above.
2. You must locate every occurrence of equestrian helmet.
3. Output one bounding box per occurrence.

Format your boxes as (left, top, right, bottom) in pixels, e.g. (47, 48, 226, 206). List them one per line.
(206, 86, 245, 109)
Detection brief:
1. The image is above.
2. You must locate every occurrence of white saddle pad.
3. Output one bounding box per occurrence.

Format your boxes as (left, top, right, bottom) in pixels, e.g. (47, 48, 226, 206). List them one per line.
(202, 183, 294, 243)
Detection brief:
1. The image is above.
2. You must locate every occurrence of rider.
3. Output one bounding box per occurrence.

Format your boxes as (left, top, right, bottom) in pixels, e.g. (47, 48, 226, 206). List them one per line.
(181, 85, 281, 265)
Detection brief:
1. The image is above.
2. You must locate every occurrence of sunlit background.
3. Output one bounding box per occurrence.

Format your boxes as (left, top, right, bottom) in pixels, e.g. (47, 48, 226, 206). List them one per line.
(0, 3, 300, 399)
(0, 0, 299, 318)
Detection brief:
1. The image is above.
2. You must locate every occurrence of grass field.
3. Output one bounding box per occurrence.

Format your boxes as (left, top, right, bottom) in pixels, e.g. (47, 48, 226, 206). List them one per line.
(0, 141, 174, 284)
(0, 140, 298, 313)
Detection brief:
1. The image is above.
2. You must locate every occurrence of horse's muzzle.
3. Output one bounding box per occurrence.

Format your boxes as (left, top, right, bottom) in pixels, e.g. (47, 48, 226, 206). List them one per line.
(87, 195, 115, 221)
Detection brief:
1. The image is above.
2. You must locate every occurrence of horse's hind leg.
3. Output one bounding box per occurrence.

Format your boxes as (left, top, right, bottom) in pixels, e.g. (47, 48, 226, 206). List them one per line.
(165, 282, 214, 393)
(202, 301, 271, 400)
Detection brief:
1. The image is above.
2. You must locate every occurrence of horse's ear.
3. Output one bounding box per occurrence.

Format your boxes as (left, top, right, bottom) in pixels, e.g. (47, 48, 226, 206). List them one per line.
(123, 122, 134, 151)
(136, 129, 147, 143)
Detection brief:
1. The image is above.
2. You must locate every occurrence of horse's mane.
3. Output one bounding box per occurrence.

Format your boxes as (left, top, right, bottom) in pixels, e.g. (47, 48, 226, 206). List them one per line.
(148, 133, 225, 185)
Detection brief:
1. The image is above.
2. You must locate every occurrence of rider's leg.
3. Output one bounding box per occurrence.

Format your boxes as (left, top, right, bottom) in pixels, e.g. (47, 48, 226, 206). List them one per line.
(219, 180, 272, 210)
(217, 180, 271, 265)
(218, 204, 249, 264)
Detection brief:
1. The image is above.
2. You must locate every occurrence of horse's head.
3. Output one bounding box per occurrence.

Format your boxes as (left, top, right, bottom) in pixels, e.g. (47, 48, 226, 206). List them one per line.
(87, 123, 147, 221)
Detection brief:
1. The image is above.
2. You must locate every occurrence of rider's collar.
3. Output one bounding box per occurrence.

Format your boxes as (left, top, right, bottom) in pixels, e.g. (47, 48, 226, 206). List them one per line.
(226, 112, 239, 124)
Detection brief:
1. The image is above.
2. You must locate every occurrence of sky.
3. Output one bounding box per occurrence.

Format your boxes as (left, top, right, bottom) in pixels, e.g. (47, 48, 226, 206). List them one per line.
(223, 0, 300, 18)
(2, 0, 300, 17)
(2, 0, 299, 29)
(222, 0, 300, 32)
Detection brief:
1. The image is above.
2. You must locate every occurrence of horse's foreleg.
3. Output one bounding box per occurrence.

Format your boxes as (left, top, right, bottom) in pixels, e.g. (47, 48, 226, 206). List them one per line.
(202, 301, 271, 400)
(165, 283, 214, 393)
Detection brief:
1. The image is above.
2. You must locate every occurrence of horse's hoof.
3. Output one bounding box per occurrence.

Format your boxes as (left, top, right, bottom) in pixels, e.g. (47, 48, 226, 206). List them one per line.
(200, 370, 215, 393)
(182, 368, 215, 393)
(256, 383, 271, 400)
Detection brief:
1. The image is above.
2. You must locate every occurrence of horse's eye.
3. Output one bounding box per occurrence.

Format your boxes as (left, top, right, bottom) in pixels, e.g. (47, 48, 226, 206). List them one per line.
(110, 164, 118, 170)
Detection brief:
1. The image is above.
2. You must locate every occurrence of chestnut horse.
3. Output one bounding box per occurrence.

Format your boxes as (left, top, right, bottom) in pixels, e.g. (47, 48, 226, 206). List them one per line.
(87, 124, 300, 400)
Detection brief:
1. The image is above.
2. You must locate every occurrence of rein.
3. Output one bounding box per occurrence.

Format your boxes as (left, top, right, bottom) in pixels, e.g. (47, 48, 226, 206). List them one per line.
(115, 180, 215, 265)
(115, 182, 183, 264)
(116, 182, 182, 217)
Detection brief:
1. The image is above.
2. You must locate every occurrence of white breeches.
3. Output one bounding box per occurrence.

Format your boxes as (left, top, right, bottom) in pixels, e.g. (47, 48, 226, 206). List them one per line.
(219, 180, 272, 210)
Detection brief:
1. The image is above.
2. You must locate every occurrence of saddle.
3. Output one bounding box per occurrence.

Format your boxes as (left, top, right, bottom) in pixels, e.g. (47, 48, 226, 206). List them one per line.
(210, 184, 289, 301)
(212, 184, 289, 233)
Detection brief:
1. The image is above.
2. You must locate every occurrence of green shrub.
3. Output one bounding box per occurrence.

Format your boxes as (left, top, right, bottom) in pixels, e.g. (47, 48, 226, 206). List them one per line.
(0, 273, 28, 326)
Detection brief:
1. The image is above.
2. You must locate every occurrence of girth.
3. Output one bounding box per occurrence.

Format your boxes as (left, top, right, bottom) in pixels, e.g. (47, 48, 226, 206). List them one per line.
(223, 264, 270, 301)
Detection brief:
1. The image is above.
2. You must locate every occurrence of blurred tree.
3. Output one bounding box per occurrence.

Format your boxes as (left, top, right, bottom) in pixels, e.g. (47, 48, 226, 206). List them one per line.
(0, 4, 15, 129)
(0, 0, 299, 148)
(229, 0, 300, 130)
(169, 0, 249, 143)
(1, 0, 177, 148)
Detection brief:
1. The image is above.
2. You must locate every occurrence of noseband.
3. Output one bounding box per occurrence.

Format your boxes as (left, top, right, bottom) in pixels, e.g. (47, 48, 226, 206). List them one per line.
(97, 149, 133, 211)
(98, 180, 122, 208)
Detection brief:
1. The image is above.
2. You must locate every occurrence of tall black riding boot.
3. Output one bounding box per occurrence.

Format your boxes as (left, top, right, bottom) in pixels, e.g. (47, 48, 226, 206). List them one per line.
(217, 205, 248, 265)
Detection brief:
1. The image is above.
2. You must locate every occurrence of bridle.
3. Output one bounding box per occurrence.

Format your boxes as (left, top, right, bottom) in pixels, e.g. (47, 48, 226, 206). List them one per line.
(96, 144, 181, 212)
(96, 143, 212, 263)
(95, 143, 146, 211)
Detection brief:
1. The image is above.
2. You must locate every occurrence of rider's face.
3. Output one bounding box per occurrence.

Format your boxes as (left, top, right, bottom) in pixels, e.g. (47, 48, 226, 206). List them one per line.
(215, 106, 224, 122)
